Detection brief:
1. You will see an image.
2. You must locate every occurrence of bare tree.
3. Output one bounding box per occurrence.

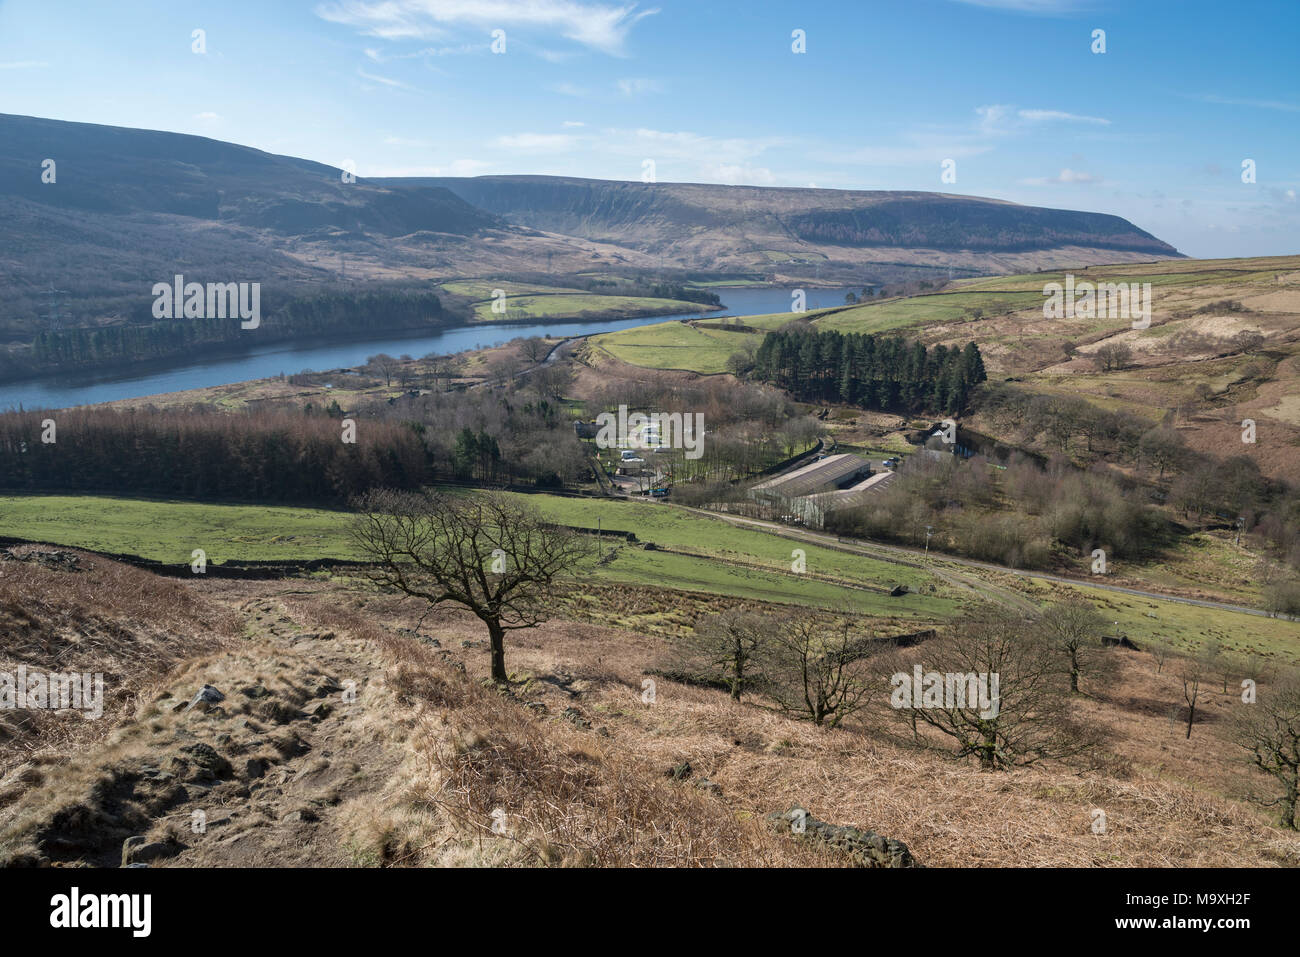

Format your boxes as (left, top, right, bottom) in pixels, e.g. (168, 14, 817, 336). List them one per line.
(1230, 672, 1300, 829)
(520, 336, 548, 364)
(763, 613, 882, 728)
(351, 490, 588, 683)
(674, 605, 772, 702)
(1038, 597, 1108, 694)
(906, 604, 1104, 769)
(530, 362, 573, 402)
(1179, 653, 1206, 739)
(1093, 342, 1133, 372)
(1149, 640, 1171, 675)
(366, 353, 400, 387)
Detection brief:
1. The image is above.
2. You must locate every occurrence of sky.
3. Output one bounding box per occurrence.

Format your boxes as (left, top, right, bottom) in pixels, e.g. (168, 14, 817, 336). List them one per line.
(1, 0, 1297, 258)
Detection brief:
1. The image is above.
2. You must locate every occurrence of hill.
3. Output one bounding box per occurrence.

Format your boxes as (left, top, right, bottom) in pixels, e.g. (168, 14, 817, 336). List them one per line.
(390, 174, 1182, 279)
(0, 113, 1184, 379)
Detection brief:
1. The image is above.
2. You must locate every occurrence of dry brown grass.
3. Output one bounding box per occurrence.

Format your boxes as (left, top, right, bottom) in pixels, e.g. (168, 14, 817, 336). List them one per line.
(4, 565, 1298, 868)
(0, 549, 237, 778)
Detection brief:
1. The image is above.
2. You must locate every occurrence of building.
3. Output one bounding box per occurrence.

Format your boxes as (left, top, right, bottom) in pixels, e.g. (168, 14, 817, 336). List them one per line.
(749, 453, 875, 514)
(791, 471, 897, 527)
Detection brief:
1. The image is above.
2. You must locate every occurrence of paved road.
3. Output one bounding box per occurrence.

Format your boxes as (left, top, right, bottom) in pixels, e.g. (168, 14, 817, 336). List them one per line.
(673, 505, 1295, 622)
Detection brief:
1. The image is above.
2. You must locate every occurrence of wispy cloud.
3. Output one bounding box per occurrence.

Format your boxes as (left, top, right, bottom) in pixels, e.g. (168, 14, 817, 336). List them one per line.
(357, 67, 413, 89)
(948, 0, 1085, 13)
(316, 0, 658, 55)
(1022, 167, 1102, 185)
(616, 76, 661, 95)
(494, 132, 581, 152)
(1018, 109, 1110, 125)
(1193, 93, 1300, 113)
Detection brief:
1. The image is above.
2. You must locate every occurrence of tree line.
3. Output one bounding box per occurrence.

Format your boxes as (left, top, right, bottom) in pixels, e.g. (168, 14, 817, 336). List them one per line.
(25, 289, 447, 373)
(753, 327, 987, 414)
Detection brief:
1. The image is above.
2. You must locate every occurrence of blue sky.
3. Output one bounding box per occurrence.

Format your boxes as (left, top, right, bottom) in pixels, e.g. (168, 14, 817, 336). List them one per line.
(1, 0, 1296, 258)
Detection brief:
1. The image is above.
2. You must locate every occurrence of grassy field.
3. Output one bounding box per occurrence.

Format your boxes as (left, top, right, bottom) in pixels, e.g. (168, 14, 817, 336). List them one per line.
(0, 493, 951, 617)
(3, 492, 1296, 660)
(469, 293, 708, 323)
(813, 291, 1044, 335)
(589, 311, 829, 373)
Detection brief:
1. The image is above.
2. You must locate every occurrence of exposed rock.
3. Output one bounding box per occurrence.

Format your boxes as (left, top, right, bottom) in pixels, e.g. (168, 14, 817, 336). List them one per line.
(121, 835, 181, 867)
(695, 778, 722, 796)
(185, 684, 226, 713)
(560, 707, 591, 730)
(889, 585, 910, 597)
(766, 806, 920, 868)
(178, 743, 233, 780)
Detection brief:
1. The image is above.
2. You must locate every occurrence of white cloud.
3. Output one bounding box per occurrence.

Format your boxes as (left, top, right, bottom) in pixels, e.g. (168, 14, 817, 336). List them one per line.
(948, 0, 1084, 13)
(494, 132, 581, 152)
(316, 0, 658, 55)
(562, 120, 585, 127)
(1194, 93, 1300, 113)
(1022, 167, 1102, 185)
(357, 67, 412, 89)
(616, 76, 661, 95)
(549, 81, 592, 97)
(1018, 109, 1110, 125)
(710, 163, 776, 186)
(0, 60, 48, 69)
(367, 158, 495, 177)
(193, 112, 221, 121)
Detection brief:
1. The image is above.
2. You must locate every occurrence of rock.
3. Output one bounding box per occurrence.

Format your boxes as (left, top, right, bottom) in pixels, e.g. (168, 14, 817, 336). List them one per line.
(311, 677, 342, 698)
(305, 701, 333, 721)
(666, 761, 693, 781)
(185, 685, 226, 713)
(560, 707, 591, 730)
(695, 779, 722, 796)
(244, 757, 270, 779)
(523, 701, 547, 713)
(239, 685, 272, 700)
(889, 585, 909, 597)
(766, 806, 920, 868)
(179, 743, 233, 779)
(121, 836, 181, 867)
(281, 807, 319, 824)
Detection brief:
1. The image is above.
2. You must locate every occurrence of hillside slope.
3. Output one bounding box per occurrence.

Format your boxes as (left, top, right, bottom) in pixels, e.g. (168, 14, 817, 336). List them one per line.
(390, 174, 1183, 278)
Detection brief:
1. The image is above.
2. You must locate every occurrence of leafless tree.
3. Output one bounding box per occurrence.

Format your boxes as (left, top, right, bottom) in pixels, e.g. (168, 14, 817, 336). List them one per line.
(762, 612, 883, 728)
(351, 490, 588, 683)
(675, 605, 773, 702)
(906, 604, 1104, 769)
(1038, 597, 1109, 694)
(520, 336, 548, 364)
(1093, 341, 1133, 372)
(366, 353, 399, 387)
(1230, 672, 1300, 829)
(1179, 652, 1206, 739)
